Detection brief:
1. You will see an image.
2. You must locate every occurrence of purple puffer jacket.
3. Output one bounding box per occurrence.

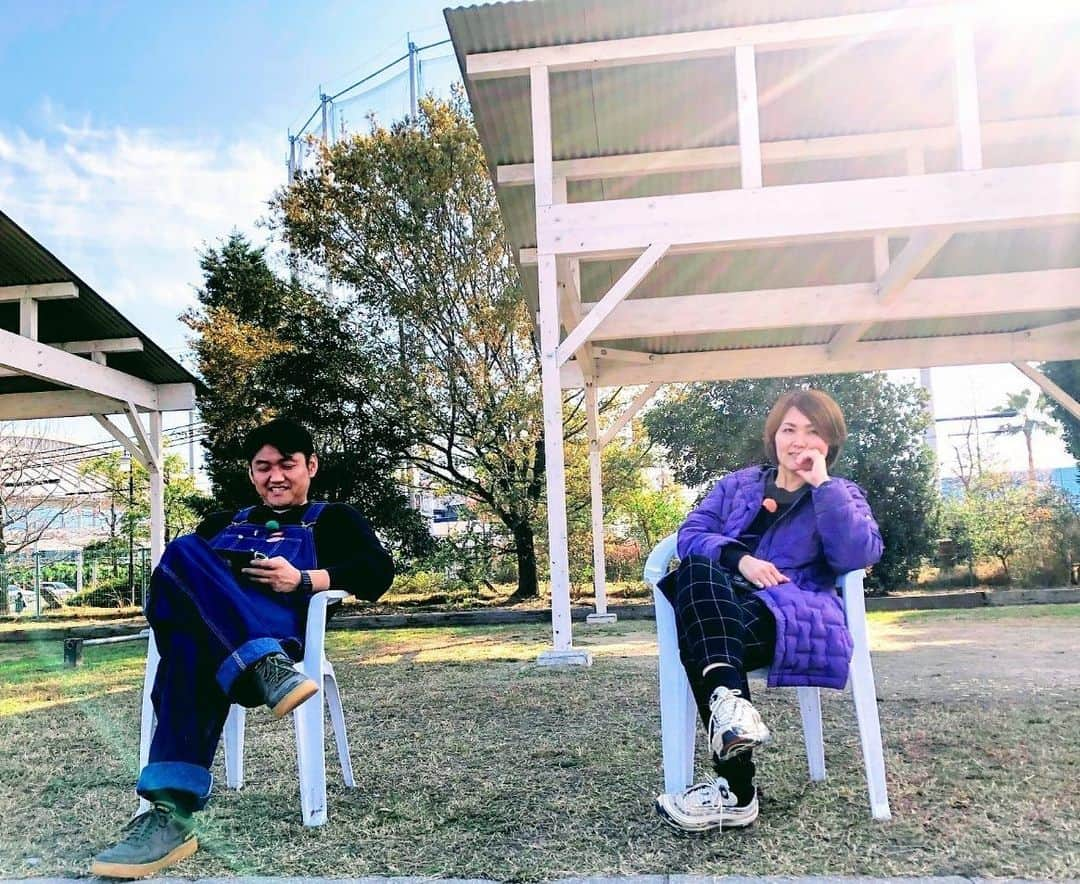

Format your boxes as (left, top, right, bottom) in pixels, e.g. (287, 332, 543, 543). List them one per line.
(677, 465, 883, 689)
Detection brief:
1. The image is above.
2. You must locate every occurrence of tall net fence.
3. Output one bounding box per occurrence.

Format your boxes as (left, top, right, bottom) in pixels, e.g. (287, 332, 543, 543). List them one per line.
(1, 546, 152, 615)
(290, 35, 459, 177)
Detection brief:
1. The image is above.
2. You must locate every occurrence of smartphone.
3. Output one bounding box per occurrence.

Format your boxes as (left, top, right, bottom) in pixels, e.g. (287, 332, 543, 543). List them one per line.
(216, 549, 259, 575)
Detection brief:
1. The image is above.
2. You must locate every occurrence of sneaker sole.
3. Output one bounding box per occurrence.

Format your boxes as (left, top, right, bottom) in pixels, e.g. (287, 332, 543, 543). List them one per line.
(715, 732, 771, 762)
(90, 835, 198, 879)
(272, 679, 319, 718)
(655, 797, 758, 833)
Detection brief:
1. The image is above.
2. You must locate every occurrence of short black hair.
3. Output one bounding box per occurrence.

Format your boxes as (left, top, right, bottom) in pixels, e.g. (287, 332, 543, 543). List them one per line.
(242, 418, 315, 463)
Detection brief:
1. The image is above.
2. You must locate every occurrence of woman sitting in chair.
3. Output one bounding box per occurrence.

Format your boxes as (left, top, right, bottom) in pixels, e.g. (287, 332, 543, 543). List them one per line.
(655, 388, 882, 833)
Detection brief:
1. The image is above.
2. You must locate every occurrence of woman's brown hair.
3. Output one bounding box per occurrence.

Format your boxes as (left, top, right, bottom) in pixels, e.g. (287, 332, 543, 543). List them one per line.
(762, 388, 847, 468)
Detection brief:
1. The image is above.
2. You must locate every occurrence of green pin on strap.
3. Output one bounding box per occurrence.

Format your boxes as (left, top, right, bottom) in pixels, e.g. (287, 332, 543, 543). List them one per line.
(265, 520, 280, 531)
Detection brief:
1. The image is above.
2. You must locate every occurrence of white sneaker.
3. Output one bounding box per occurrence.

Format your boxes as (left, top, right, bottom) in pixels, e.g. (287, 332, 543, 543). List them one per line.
(708, 686, 771, 761)
(656, 777, 759, 832)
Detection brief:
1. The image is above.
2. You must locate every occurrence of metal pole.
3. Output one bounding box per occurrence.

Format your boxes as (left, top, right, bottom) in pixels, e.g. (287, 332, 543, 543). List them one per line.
(33, 548, 41, 618)
(408, 38, 418, 117)
(320, 90, 329, 143)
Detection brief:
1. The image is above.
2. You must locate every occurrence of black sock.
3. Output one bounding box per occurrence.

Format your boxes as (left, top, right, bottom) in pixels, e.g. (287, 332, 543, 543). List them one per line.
(700, 662, 743, 699)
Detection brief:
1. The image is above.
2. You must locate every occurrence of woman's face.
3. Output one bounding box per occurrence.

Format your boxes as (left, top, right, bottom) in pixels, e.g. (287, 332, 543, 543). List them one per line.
(773, 406, 830, 473)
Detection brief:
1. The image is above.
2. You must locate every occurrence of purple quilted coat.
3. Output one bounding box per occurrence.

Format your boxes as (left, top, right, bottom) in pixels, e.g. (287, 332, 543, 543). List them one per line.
(677, 465, 883, 689)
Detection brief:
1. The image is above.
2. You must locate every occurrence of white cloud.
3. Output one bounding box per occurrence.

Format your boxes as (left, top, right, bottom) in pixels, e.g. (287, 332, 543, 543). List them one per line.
(0, 106, 284, 349)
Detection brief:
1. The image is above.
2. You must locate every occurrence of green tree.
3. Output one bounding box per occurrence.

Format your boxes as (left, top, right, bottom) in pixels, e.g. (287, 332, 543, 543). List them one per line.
(1040, 361, 1080, 466)
(992, 389, 1057, 482)
(643, 373, 938, 591)
(182, 233, 430, 562)
(274, 93, 559, 598)
(946, 473, 1076, 584)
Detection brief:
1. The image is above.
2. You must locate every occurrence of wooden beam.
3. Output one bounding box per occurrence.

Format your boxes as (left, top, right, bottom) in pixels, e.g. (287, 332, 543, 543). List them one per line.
(468, 6, 962, 80)
(557, 256, 595, 383)
(828, 229, 952, 356)
(0, 337, 145, 378)
(0, 328, 160, 409)
(19, 297, 38, 340)
(530, 65, 553, 209)
(0, 282, 77, 302)
(157, 383, 196, 412)
(59, 337, 144, 355)
(497, 115, 1080, 186)
(467, 3, 1076, 80)
(560, 327, 1080, 388)
(593, 346, 663, 364)
(952, 18, 983, 171)
(578, 268, 1080, 342)
(92, 414, 150, 468)
(556, 243, 668, 364)
(1012, 362, 1080, 422)
(599, 383, 662, 448)
(735, 45, 762, 190)
(0, 391, 125, 420)
(538, 162, 1080, 257)
(126, 403, 162, 471)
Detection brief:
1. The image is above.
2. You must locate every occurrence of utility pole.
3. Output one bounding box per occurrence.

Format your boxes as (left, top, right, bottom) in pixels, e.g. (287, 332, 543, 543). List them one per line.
(320, 88, 329, 143)
(187, 410, 195, 475)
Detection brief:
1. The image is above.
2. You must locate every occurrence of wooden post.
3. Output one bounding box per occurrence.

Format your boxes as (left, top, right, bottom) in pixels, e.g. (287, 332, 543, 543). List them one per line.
(531, 65, 590, 665)
(585, 381, 616, 625)
(735, 45, 763, 189)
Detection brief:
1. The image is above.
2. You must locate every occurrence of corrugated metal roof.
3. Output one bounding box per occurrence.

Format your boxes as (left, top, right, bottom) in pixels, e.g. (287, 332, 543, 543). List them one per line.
(0, 208, 197, 393)
(447, 0, 1080, 359)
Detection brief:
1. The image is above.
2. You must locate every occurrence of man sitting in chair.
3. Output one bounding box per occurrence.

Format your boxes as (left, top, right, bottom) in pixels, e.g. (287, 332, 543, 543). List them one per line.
(92, 418, 394, 879)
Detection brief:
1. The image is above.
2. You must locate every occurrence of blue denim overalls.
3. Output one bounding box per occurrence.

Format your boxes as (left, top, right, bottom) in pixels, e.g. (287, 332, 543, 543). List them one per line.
(137, 502, 326, 808)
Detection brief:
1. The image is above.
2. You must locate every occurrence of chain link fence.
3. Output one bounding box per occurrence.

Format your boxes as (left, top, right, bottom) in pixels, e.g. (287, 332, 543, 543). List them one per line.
(1, 546, 151, 615)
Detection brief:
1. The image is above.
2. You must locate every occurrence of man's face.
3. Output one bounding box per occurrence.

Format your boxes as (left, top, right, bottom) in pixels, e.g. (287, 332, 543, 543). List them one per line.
(248, 444, 318, 508)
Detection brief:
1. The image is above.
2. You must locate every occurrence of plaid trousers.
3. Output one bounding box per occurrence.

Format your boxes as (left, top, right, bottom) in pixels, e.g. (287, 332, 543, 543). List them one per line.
(661, 553, 777, 795)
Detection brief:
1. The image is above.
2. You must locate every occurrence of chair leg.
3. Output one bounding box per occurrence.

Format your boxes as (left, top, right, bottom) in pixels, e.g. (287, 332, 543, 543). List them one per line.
(223, 705, 246, 790)
(797, 686, 826, 782)
(323, 667, 355, 788)
(849, 645, 892, 821)
(294, 687, 328, 826)
(655, 589, 696, 794)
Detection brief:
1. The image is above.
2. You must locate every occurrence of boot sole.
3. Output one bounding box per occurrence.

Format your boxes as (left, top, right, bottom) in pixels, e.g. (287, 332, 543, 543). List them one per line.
(90, 835, 198, 879)
(272, 678, 318, 718)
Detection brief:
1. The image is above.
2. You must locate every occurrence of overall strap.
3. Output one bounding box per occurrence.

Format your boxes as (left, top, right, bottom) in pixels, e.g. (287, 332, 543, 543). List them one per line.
(232, 506, 257, 524)
(301, 501, 328, 526)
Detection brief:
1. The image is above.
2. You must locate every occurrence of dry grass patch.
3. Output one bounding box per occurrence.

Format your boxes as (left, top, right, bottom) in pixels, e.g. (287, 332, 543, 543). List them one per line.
(0, 611, 1077, 880)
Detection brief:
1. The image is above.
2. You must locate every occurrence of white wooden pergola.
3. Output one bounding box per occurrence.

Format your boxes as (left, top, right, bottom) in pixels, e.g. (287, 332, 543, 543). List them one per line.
(446, 0, 1080, 664)
(0, 209, 197, 570)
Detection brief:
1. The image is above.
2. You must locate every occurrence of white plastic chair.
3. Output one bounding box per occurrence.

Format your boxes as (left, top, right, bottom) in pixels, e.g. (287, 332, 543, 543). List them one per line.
(138, 590, 355, 826)
(644, 532, 891, 820)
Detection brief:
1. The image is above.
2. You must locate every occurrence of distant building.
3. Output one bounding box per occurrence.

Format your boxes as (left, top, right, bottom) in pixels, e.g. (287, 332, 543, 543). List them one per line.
(0, 437, 113, 551)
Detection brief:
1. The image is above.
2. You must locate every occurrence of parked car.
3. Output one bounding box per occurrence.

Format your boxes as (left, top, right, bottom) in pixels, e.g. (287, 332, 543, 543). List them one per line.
(40, 581, 75, 604)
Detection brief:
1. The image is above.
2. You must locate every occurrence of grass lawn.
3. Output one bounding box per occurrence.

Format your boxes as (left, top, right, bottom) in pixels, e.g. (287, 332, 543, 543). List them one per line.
(0, 607, 1077, 880)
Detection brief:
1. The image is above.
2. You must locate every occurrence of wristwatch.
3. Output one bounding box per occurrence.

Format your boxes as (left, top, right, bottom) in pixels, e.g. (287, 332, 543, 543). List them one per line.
(298, 570, 313, 592)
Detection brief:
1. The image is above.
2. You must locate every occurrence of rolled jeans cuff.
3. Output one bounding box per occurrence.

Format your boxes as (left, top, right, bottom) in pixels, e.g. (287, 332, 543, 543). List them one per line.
(137, 762, 213, 811)
(215, 637, 284, 695)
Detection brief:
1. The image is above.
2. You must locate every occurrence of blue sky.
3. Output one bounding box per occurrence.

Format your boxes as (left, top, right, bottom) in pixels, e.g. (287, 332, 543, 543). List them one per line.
(0, 0, 453, 360)
(1, 1, 1073, 473)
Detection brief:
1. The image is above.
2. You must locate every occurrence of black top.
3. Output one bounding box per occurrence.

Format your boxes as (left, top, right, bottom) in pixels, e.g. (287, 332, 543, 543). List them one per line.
(196, 502, 394, 602)
(718, 470, 808, 573)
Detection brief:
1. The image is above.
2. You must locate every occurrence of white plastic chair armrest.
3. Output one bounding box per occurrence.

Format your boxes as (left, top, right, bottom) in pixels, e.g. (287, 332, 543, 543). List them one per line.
(302, 590, 349, 681)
